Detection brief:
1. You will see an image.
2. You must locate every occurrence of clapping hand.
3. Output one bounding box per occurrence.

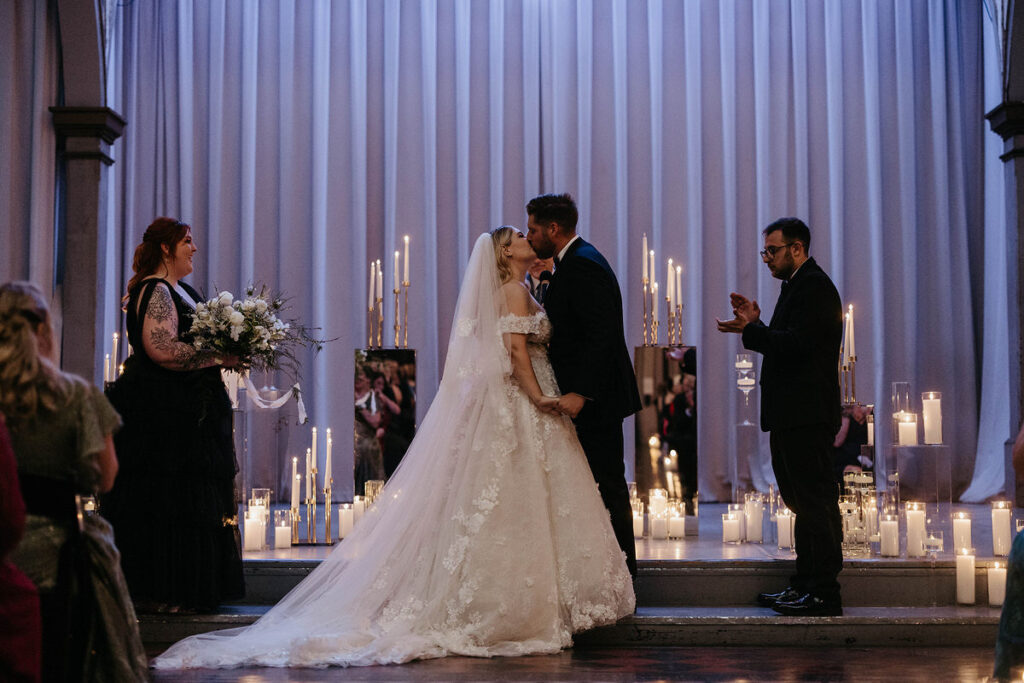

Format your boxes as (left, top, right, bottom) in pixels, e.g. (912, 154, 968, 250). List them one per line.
(715, 292, 760, 334)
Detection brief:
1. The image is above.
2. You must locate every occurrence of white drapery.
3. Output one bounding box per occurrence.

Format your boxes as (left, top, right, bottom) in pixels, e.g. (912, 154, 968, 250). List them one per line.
(1, 0, 1004, 501)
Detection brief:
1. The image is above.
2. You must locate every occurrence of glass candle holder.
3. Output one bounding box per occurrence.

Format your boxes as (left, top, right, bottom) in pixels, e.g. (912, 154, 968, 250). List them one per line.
(722, 513, 742, 543)
(273, 510, 292, 549)
(956, 548, 976, 604)
(338, 503, 354, 539)
(744, 492, 764, 543)
(952, 511, 972, 552)
(992, 501, 1013, 557)
(921, 391, 942, 444)
(880, 514, 900, 557)
(924, 529, 944, 557)
(891, 381, 911, 443)
(905, 502, 926, 557)
(776, 508, 795, 549)
(989, 561, 1007, 607)
(897, 412, 918, 446)
(727, 503, 746, 541)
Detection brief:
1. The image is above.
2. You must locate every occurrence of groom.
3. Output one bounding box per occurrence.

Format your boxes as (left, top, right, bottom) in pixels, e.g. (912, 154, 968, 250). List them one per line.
(526, 193, 641, 577)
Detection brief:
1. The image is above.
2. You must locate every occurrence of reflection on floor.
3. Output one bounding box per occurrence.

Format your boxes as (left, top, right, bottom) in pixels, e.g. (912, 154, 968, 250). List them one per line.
(149, 645, 998, 682)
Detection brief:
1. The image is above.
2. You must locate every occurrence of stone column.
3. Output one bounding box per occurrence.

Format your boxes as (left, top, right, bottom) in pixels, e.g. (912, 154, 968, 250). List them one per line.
(49, 106, 124, 382)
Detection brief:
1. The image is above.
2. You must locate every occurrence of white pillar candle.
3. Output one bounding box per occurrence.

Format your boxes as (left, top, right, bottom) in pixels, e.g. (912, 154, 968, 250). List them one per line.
(745, 499, 764, 543)
(867, 417, 874, 446)
(403, 235, 410, 283)
(728, 503, 746, 540)
(669, 513, 686, 539)
(104, 354, 111, 382)
(898, 413, 918, 446)
(642, 234, 648, 281)
(956, 549, 976, 604)
(989, 562, 1007, 607)
(906, 504, 926, 557)
(722, 514, 741, 542)
(633, 513, 644, 538)
(880, 516, 899, 556)
(353, 496, 365, 522)
(339, 504, 354, 539)
(244, 513, 265, 552)
(648, 489, 668, 518)
(922, 392, 942, 445)
(993, 502, 1013, 556)
(651, 514, 669, 540)
(274, 523, 291, 549)
(953, 512, 972, 551)
(777, 510, 794, 548)
(372, 259, 380, 307)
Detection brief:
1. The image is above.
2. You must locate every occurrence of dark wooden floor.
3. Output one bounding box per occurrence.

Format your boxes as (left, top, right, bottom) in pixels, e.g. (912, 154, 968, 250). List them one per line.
(149, 645, 998, 681)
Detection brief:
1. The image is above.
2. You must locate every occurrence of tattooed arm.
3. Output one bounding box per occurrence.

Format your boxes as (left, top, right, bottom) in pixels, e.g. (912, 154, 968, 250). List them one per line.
(141, 283, 221, 370)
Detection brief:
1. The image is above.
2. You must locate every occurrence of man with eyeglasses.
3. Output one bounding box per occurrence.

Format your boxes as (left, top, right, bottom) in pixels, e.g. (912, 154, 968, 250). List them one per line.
(716, 217, 844, 617)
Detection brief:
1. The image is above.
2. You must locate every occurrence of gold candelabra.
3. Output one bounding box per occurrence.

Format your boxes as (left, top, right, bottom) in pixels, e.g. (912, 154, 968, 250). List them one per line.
(306, 468, 318, 544)
(402, 281, 410, 348)
(642, 278, 650, 346)
(840, 356, 858, 405)
(323, 479, 334, 545)
(375, 296, 384, 348)
(367, 306, 374, 348)
(393, 288, 401, 347)
(291, 504, 300, 545)
(666, 296, 675, 346)
(675, 303, 682, 345)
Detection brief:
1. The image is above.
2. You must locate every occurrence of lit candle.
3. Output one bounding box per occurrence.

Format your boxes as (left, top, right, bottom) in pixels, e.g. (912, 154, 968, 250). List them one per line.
(880, 516, 899, 556)
(842, 311, 851, 366)
(104, 354, 111, 382)
(305, 447, 312, 501)
(953, 512, 972, 551)
(651, 283, 658, 323)
(993, 501, 1013, 556)
(867, 413, 874, 446)
(353, 495, 365, 522)
(722, 513, 741, 542)
(650, 513, 669, 540)
(649, 249, 656, 287)
(865, 497, 879, 539)
(777, 509, 794, 549)
(393, 250, 399, 292)
(669, 511, 686, 538)
(112, 332, 119, 373)
(368, 260, 375, 308)
(922, 392, 942, 445)
(642, 234, 648, 281)
(274, 518, 291, 549)
(956, 548, 976, 604)
(376, 259, 383, 301)
(403, 235, 410, 283)
(243, 510, 265, 552)
(898, 412, 918, 446)
(745, 495, 764, 543)
(666, 258, 674, 307)
(843, 305, 851, 358)
(325, 428, 332, 484)
(675, 265, 682, 311)
(291, 458, 299, 509)
(633, 512, 644, 538)
(989, 562, 1007, 606)
(648, 489, 668, 518)
(906, 503, 926, 557)
(339, 503, 354, 539)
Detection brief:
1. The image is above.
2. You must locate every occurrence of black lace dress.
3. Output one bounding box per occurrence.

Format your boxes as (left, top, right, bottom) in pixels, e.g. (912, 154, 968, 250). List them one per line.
(103, 278, 244, 610)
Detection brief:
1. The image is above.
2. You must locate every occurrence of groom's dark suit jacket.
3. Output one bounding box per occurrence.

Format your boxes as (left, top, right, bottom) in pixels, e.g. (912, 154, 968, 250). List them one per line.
(741, 257, 843, 433)
(544, 238, 641, 421)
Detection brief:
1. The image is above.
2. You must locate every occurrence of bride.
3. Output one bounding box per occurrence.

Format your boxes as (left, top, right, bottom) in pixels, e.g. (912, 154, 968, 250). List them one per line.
(153, 227, 635, 669)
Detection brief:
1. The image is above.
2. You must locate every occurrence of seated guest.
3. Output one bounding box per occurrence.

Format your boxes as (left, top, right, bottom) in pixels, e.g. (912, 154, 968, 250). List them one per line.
(0, 418, 41, 683)
(832, 404, 871, 480)
(994, 422, 1024, 679)
(0, 281, 147, 681)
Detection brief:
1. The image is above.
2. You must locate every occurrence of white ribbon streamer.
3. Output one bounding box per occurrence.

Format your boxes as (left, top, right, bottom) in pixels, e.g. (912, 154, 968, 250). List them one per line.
(222, 370, 308, 423)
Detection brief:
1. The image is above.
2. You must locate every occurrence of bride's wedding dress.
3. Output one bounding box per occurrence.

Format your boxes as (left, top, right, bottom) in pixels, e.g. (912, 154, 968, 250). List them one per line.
(152, 235, 634, 669)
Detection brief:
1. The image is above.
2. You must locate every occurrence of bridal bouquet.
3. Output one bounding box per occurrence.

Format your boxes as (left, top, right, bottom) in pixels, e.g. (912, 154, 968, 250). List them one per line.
(189, 285, 318, 372)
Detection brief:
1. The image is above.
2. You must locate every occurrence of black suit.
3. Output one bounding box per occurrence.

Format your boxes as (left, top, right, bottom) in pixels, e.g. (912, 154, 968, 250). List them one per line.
(545, 237, 642, 576)
(742, 257, 844, 601)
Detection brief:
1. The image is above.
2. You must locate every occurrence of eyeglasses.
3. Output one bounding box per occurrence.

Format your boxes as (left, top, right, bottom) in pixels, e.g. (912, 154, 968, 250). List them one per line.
(759, 243, 798, 259)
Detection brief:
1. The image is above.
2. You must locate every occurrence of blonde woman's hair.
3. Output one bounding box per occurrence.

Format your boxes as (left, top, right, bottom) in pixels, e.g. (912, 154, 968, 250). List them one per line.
(489, 226, 516, 284)
(0, 281, 69, 426)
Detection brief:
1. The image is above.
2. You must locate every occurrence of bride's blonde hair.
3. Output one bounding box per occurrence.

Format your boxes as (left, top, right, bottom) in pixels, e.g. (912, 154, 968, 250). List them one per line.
(489, 226, 516, 284)
(0, 281, 70, 426)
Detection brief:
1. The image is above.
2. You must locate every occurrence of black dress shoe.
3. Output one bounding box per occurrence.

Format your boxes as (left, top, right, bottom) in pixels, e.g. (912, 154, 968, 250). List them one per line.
(756, 586, 802, 608)
(771, 593, 843, 616)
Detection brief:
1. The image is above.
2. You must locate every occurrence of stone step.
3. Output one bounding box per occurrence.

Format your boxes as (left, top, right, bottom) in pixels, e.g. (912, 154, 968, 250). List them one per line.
(239, 558, 1006, 607)
(140, 605, 1001, 653)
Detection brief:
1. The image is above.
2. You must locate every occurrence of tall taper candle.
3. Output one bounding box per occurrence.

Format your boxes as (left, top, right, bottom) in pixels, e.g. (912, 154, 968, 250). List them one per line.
(847, 304, 855, 357)
(368, 260, 375, 309)
(305, 447, 312, 501)
(649, 250, 656, 288)
(642, 234, 648, 280)
(666, 259, 674, 307)
(325, 428, 332, 484)
(104, 354, 111, 382)
(675, 266, 682, 309)
(112, 333, 119, 374)
(393, 250, 399, 292)
(403, 235, 410, 283)
(842, 312, 851, 366)
(652, 283, 658, 323)
(291, 458, 299, 510)
(311, 426, 318, 482)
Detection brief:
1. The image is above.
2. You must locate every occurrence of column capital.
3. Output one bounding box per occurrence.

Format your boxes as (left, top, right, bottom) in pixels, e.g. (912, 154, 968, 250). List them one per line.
(49, 106, 126, 164)
(987, 101, 1024, 161)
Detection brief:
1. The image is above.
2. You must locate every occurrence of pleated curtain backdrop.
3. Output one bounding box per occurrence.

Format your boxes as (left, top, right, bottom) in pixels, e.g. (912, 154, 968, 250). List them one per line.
(78, 0, 999, 501)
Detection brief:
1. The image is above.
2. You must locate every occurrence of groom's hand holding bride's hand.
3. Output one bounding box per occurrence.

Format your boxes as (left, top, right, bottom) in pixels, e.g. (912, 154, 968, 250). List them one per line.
(557, 393, 586, 419)
(534, 395, 561, 416)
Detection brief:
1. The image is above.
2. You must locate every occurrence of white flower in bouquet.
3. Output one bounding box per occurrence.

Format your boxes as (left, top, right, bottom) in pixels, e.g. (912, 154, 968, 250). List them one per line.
(189, 285, 321, 373)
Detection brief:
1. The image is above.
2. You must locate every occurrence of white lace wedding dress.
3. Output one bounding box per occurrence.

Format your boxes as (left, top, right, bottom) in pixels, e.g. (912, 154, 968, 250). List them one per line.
(152, 237, 634, 670)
